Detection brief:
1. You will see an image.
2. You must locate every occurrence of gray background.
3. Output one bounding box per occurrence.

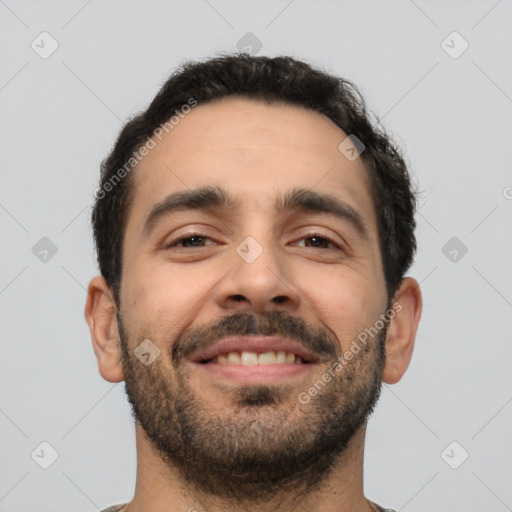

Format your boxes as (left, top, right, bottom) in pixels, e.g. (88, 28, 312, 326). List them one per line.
(1, 0, 511, 510)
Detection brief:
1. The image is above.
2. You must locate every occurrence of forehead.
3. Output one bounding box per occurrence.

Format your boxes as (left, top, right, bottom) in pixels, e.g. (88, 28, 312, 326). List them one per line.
(127, 97, 377, 239)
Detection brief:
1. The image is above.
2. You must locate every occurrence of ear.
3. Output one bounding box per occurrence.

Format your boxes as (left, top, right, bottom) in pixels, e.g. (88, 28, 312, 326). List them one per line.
(84, 275, 124, 383)
(382, 277, 422, 384)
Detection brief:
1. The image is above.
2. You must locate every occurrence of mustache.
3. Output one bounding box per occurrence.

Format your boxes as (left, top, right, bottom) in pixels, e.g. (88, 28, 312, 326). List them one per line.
(171, 311, 337, 365)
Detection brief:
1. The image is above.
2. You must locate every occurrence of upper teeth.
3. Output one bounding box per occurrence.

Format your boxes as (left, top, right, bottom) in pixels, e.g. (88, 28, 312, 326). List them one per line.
(213, 351, 302, 365)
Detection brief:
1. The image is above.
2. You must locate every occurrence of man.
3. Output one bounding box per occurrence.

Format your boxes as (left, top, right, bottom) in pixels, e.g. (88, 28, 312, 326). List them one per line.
(85, 54, 422, 512)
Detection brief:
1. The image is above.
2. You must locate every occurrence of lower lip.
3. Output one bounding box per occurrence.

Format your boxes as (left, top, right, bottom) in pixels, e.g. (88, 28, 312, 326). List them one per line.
(191, 362, 316, 384)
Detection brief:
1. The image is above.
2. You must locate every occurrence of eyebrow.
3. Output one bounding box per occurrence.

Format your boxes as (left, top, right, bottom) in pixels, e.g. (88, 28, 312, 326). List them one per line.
(143, 186, 233, 236)
(142, 185, 369, 241)
(276, 188, 370, 241)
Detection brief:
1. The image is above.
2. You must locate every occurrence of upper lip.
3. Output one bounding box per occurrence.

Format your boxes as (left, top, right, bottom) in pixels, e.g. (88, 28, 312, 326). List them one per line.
(191, 336, 320, 363)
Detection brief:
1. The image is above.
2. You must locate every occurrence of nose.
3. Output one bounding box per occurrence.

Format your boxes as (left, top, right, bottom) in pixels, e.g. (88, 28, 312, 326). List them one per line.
(213, 236, 300, 315)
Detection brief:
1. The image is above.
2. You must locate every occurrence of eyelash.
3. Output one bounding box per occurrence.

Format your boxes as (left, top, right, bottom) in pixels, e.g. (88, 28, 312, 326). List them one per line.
(164, 232, 342, 250)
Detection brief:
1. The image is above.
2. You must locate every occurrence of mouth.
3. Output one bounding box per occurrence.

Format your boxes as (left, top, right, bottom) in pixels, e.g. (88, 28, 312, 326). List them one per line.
(190, 336, 320, 384)
(201, 350, 307, 365)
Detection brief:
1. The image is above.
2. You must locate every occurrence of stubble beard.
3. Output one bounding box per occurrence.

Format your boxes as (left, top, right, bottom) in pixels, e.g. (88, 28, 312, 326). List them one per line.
(117, 311, 386, 505)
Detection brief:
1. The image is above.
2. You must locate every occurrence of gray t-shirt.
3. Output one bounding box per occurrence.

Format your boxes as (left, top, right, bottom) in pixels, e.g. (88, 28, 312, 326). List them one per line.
(101, 502, 396, 511)
(373, 505, 397, 512)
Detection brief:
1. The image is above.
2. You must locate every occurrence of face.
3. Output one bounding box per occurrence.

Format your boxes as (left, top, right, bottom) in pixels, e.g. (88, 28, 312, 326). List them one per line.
(116, 97, 390, 500)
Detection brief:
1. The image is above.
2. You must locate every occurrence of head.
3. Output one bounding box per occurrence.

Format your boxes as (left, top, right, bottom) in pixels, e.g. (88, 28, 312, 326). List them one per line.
(85, 54, 422, 503)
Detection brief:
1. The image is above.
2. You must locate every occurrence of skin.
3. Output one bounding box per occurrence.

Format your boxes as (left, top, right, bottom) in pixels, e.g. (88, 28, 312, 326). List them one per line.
(85, 97, 422, 512)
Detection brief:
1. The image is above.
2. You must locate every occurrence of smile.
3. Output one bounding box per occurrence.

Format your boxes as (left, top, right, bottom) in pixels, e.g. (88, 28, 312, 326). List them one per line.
(202, 350, 308, 365)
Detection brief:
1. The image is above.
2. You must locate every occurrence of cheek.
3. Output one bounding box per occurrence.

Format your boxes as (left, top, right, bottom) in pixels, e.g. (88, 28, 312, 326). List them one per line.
(121, 262, 217, 349)
(123, 253, 191, 316)
(300, 268, 383, 352)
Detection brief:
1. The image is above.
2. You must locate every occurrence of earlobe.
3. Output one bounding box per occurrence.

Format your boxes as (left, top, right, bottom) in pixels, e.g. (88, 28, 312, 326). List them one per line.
(84, 276, 124, 383)
(382, 277, 422, 384)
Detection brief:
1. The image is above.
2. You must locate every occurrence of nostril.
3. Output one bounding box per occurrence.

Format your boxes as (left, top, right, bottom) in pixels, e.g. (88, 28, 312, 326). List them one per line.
(272, 296, 288, 304)
(232, 295, 246, 302)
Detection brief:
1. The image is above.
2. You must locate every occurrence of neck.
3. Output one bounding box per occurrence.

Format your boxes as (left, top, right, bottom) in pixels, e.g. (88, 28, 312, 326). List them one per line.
(123, 423, 372, 512)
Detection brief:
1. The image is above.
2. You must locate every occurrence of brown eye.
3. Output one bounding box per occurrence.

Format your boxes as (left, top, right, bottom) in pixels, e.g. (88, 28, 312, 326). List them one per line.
(303, 236, 334, 249)
(165, 234, 214, 249)
(179, 236, 207, 247)
(294, 234, 340, 250)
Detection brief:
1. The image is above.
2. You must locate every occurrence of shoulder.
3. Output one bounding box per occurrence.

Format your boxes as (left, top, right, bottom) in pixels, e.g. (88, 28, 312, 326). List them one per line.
(371, 502, 397, 512)
(101, 505, 128, 512)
